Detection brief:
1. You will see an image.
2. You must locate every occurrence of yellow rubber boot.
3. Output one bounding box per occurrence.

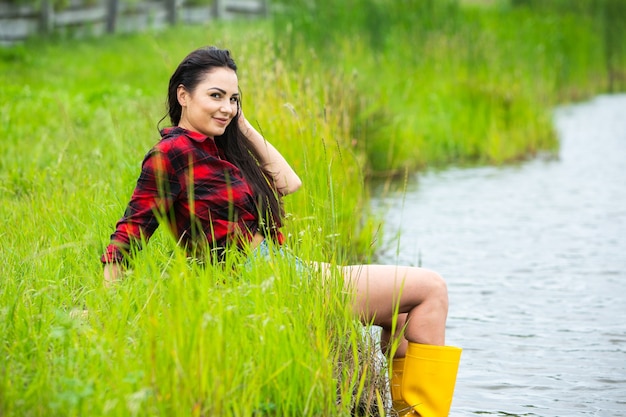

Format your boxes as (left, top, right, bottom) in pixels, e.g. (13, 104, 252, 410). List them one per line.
(390, 358, 418, 416)
(401, 343, 462, 417)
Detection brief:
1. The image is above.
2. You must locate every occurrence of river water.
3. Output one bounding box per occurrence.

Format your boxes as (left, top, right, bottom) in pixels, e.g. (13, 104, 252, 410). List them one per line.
(371, 95, 626, 416)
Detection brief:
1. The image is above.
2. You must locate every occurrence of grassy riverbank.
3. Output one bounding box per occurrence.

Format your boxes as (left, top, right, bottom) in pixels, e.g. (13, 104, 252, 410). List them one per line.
(274, 0, 626, 173)
(1, 1, 624, 415)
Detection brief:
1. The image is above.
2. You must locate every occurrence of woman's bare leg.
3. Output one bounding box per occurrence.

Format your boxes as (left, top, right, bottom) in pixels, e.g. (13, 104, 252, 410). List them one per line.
(342, 264, 449, 358)
(380, 313, 409, 357)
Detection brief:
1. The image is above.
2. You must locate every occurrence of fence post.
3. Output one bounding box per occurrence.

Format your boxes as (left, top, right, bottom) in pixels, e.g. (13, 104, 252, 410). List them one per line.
(39, 0, 54, 34)
(166, 0, 177, 24)
(106, 0, 118, 33)
(259, 0, 268, 17)
(211, 0, 221, 19)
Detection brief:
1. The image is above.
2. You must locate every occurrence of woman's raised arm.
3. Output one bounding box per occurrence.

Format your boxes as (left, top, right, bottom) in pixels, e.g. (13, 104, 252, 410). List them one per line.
(239, 115, 302, 196)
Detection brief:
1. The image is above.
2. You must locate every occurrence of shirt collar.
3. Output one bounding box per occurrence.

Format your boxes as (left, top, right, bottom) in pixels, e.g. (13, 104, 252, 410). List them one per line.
(161, 126, 210, 143)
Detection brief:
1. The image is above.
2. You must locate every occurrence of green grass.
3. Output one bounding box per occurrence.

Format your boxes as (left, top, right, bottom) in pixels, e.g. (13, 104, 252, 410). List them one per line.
(0, 25, 383, 416)
(2, 1, 625, 414)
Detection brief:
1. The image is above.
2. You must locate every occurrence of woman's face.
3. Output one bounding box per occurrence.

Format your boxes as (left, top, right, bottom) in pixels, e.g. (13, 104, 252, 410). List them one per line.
(177, 67, 239, 138)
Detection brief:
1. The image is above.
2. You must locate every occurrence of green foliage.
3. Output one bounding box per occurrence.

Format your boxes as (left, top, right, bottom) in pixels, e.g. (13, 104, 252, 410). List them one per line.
(272, 0, 625, 173)
(183, 0, 214, 6)
(507, 0, 626, 92)
(271, 0, 460, 58)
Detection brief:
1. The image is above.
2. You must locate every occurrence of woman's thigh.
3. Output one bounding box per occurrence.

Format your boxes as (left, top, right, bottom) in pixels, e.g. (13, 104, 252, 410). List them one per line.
(341, 264, 447, 328)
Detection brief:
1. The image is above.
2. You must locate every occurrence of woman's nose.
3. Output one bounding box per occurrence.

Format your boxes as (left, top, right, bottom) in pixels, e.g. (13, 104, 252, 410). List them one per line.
(220, 102, 232, 114)
(220, 103, 234, 116)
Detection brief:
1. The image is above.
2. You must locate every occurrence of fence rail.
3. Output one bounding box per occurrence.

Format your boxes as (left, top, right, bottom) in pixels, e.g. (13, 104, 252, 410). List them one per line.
(0, 0, 268, 46)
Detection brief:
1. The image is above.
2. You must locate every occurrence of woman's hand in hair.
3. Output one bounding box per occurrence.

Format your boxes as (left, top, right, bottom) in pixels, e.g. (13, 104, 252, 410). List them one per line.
(238, 113, 302, 196)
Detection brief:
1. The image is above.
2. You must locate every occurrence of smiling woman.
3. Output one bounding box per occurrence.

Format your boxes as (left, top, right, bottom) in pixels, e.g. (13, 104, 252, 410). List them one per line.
(102, 46, 302, 281)
(100, 45, 462, 417)
(176, 68, 240, 137)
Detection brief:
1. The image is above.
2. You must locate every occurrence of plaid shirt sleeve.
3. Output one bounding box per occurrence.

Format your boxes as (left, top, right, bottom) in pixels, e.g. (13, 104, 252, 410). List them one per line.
(101, 148, 180, 264)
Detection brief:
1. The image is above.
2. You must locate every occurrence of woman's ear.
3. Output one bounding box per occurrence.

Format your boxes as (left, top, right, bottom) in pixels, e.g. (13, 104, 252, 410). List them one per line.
(177, 84, 187, 107)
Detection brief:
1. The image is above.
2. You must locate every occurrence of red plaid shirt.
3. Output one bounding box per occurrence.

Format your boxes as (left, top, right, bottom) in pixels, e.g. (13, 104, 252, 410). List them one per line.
(102, 127, 280, 264)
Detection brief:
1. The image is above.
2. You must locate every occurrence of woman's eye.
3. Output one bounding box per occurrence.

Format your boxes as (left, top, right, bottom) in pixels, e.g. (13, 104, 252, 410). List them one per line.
(210, 93, 221, 99)
(230, 97, 239, 103)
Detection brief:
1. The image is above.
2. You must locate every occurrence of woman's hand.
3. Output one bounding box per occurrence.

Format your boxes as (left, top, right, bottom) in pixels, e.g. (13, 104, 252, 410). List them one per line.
(103, 263, 124, 288)
(238, 112, 302, 196)
(237, 108, 249, 133)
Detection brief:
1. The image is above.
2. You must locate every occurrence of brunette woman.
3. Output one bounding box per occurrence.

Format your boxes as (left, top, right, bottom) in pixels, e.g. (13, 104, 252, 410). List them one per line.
(101, 46, 461, 417)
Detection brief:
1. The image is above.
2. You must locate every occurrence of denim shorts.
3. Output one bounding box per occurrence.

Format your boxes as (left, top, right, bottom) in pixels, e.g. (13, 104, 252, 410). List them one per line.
(245, 239, 308, 274)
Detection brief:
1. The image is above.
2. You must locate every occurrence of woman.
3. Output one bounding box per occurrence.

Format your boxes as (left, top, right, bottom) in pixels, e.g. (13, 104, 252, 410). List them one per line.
(101, 46, 461, 417)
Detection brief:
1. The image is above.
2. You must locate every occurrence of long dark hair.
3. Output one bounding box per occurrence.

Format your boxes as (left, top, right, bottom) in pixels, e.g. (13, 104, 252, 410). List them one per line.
(163, 46, 283, 234)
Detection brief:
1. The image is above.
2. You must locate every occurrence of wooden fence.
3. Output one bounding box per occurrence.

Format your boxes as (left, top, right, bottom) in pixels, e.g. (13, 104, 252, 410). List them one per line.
(0, 0, 267, 46)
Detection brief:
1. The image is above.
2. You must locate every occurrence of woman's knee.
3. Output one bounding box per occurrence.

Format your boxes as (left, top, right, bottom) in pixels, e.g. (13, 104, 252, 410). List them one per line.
(431, 270, 449, 305)
(412, 268, 449, 311)
(431, 278, 449, 324)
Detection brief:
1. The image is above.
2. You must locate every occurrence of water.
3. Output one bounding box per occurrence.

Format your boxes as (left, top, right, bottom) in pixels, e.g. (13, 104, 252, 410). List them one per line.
(371, 95, 626, 416)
